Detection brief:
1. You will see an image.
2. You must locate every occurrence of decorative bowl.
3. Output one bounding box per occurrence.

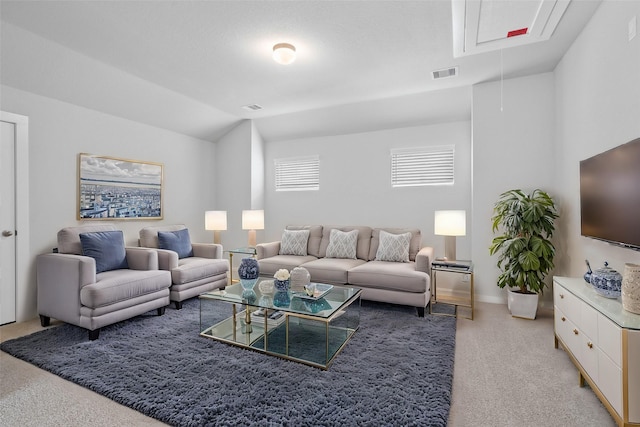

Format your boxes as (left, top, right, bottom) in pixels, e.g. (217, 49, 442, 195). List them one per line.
(590, 261, 622, 298)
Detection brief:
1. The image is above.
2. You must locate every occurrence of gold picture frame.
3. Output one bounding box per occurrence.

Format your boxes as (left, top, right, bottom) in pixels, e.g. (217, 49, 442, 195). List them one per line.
(77, 153, 163, 220)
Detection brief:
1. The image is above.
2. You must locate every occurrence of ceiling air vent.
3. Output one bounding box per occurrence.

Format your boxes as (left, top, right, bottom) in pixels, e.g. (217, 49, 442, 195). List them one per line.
(432, 67, 458, 80)
(242, 104, 263, 111)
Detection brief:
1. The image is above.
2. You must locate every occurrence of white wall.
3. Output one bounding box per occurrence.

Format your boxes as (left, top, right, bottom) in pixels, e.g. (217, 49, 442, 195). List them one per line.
(263, 121, 472, 259)
(472, 73, 556, 305)
(0, 85, 217, 321)
(555, 0, 640, 278)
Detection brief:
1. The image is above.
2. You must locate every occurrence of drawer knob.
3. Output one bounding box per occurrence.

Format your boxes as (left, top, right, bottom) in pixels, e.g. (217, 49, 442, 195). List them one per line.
(587, 342, 593, 349)
(573, 329, 579, 335)
(561, 316, 566, 322)
(560, 294, 565, 299)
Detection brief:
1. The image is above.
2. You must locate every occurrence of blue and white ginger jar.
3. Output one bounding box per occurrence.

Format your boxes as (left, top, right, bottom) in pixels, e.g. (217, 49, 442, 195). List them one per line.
(590, 261, 622, 298)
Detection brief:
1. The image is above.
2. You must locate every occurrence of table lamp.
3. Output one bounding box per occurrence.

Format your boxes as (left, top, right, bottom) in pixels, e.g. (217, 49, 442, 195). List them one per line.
(434, 210, 466, 261)
(205, 211, 227, 244)
(242, 210, 264, 247)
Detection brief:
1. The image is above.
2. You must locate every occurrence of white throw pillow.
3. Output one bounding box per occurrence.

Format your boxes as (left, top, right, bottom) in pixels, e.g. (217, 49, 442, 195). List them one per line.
(376, 230, 411, 262)
(325, 229, 359, 259)
(279, 229, 310, 256)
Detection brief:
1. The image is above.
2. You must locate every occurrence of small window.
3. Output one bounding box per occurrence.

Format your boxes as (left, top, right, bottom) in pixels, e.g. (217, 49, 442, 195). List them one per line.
(391, 145, 454, 187)
(275, 156, 320, 191)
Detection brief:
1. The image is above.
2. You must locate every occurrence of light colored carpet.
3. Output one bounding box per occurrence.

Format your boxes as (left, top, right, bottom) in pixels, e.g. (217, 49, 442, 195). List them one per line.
(1, 302, 615, 426)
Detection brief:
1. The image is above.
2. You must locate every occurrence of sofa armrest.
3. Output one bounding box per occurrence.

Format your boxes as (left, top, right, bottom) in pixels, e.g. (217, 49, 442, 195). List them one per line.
(256, 241, 280, 260)
(154, 248, 179, 271)
(36, 253, 96, 322)
(415, 246, 434, 274)
(125, 247, 159, 270)
(192, 243, 223, 259)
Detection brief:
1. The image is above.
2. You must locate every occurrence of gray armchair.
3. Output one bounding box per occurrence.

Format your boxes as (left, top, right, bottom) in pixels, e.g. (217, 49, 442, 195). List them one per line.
(139, 224, 229, 309)
(37, 225, 172, 340)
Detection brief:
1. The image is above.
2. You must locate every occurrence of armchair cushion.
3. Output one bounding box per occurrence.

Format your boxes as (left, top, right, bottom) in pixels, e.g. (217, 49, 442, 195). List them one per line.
(80, 230, 129, 273)
(158, 229, 193, 259)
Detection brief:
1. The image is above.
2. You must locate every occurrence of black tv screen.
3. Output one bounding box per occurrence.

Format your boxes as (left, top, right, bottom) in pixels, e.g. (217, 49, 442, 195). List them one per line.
(580, 137, 640, 250)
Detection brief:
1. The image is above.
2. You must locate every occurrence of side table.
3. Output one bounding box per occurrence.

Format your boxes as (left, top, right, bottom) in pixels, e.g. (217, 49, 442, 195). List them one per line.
(225, 247, 257, 285)
(429, 260, 474, 320)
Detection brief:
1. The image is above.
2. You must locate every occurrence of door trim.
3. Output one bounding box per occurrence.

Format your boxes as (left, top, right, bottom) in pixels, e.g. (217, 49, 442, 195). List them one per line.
(1, 111, 30, 322)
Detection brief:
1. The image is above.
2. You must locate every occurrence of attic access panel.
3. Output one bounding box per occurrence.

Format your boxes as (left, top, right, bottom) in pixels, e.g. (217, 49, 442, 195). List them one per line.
(452, 0, 571, 57)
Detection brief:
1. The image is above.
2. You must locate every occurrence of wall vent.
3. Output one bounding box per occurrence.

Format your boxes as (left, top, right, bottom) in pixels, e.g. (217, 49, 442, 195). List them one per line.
(242, 104, 263, 111)
(432, 67, 459, 80)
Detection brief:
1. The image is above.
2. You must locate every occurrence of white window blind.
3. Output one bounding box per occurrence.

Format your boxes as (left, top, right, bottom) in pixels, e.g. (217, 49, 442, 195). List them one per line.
(275, 156, 320, 191)
(391, 145, 454, 187)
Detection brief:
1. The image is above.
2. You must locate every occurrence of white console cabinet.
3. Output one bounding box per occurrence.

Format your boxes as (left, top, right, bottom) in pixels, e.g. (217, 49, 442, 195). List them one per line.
(554, 277, 640, 427)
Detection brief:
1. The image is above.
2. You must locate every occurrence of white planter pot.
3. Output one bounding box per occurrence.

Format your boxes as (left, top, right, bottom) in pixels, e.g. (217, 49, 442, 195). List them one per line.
(507, 288, 539, 319)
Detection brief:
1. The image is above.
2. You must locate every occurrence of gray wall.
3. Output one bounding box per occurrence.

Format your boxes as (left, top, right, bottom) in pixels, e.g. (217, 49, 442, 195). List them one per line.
(471, 73, 556, 305)
(554, 0, 640, 278)
(262, 121, 473, 260)
(1, 85, 217, 321)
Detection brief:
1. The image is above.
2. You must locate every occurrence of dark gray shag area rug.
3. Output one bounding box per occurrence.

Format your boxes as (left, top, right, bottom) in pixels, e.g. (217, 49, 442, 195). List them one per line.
(1, 298, 456, 427)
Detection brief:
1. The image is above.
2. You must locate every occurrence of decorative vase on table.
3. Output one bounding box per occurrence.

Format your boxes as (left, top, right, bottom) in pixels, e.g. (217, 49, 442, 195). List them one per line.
(590, 261, 622, 298)
(273, 269, 291, 292)
(238, 258, 259, 290)
(290, 267, 311, 292)
(622, 263, 640, 314)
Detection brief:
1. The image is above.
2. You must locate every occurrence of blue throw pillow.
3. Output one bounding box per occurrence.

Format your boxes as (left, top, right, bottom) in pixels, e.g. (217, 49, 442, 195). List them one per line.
(80, 230, 129, 274)
(158, 229, 193, 259)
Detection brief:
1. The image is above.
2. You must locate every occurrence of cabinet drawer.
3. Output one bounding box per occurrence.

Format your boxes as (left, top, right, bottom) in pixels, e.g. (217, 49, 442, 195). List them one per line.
(579, 333, 598, 384)
(597, 313, 621, 366)
(554, 284, 580, 321)
(598, 348, 622, 416)
(580, 302, 598, 345)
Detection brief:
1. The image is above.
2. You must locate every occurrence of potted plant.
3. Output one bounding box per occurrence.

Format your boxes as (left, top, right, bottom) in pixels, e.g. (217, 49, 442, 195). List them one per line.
(489, 189, 558, 319)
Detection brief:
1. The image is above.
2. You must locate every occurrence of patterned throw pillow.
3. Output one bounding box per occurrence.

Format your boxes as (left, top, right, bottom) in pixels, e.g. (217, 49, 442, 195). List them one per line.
(279, 229, 310, 256)
(325, 229, 359, 259)
(376, 230, 411, 262)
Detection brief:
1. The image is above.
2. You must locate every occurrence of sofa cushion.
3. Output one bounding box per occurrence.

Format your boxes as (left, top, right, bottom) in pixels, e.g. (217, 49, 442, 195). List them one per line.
(80, 230, 129, 273)
(376, 230, 411, 262)
(279, 229, 310, 256)
(325, 229, 359, 259)
(80, 269, 171, 308)
(369, 228, 422, 261)
(172, 257, 229, 285)
(348, 261, 429, 293)
(285, 225, 323, 257)
(301, 258, 366, 285)
(158, 229, 193, 259)
(319, 226, 372, 260)
(259, 255, 318, 277)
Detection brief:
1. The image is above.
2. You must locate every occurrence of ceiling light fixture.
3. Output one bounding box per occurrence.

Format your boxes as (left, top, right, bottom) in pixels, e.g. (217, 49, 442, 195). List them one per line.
(272, 43, 296, 65)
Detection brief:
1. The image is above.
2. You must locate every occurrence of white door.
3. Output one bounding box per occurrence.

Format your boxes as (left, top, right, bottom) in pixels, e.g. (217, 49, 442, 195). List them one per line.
(0, 119, 16, 325)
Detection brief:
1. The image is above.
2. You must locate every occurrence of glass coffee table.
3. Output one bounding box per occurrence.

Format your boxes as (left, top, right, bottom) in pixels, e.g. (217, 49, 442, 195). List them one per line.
(200, 278, 362, 369)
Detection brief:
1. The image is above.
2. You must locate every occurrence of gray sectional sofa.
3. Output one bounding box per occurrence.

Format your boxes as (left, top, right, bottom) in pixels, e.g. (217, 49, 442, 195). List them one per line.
(256, 225, 434, 316)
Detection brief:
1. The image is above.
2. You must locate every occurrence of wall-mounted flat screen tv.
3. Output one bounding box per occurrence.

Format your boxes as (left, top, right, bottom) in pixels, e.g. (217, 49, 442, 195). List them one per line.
(580, 137, 640, 251)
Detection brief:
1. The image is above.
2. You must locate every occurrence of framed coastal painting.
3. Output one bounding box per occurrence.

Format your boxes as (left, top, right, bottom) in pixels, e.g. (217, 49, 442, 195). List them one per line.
(77, 153, 164, 220)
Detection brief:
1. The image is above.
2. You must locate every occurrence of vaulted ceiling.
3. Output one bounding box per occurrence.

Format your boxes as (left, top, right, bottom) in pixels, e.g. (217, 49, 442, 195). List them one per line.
(0, 1, 601, 141)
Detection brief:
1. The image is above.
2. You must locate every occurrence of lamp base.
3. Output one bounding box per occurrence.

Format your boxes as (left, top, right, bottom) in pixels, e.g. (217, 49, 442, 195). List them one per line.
(444, 236, 457, 262)
(213, 230, 221, 245)
(248, 229, 257, 247)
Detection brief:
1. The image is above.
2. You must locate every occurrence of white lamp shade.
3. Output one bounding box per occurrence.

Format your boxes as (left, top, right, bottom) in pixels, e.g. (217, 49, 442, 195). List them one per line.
(242, 210, 264, 230)
(272, 43, 296, 65)
(434, 210, 466, 236)
(205, 211, 227, 231)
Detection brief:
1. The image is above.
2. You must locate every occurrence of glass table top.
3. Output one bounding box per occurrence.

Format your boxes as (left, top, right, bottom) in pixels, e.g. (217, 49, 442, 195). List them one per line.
(201, 278, 361, 320)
